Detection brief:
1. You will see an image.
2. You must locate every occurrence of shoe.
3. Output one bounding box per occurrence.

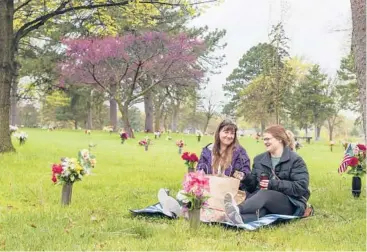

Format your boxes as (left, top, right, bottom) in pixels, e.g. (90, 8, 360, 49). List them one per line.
(224, 193, 244, 225)
(158, 188, 181, 217)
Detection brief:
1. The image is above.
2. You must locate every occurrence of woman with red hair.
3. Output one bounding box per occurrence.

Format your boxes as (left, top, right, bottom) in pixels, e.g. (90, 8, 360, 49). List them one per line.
(224, 125, 310, 224)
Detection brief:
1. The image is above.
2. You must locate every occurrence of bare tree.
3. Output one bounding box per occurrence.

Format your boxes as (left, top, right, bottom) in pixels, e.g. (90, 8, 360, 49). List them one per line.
(200, 93, 218, 133)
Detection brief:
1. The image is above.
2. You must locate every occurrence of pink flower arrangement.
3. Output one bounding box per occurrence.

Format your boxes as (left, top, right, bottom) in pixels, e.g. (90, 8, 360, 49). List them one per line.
(181, 170, 210, 210)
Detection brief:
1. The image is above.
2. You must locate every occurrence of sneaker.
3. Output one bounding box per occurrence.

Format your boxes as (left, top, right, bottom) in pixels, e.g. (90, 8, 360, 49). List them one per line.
(158, 188, 181, 217)
(224, 193, 244, 225)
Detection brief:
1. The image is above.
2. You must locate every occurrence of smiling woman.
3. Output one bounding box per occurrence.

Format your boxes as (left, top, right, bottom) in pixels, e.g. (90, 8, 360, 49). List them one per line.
(223, 124, 311, 225)
(196, 119, 251, 189)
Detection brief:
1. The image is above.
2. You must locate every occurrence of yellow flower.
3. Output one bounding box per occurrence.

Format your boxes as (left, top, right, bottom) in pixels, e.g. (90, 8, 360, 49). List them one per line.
(75, 164, 83, 172)
(90, 159, 97, 166)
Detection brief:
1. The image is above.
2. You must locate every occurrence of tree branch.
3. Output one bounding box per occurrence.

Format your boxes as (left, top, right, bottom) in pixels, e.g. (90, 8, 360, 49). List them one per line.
(14, 0, 33, 13)
(14, 0, 217, 50)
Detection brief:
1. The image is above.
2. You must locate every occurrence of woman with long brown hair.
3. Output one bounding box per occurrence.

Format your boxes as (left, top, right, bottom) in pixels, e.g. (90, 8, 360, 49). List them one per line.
(223, 124, 310, 224)
(197, 119, 251, 188)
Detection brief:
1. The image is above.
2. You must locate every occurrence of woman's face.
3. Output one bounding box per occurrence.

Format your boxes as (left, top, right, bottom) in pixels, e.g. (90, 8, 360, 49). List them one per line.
(263, 132, 283, 153)
(219, 127, 235, 147)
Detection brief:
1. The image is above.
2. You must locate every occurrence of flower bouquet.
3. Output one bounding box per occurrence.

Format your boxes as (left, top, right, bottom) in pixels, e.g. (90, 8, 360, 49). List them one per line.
(176, 140, 184, 154)
(181, 170, 210, 229)
(181, 152, 199, 173)
(51, 149, 97, 205)
(78, 149, 97, 174)
(339, 143, 366, 197)
(139, 138, 150, 151)
(13, 131, 28, 145)
(9, 125, 18, 135)
(120, 132, 128, 144)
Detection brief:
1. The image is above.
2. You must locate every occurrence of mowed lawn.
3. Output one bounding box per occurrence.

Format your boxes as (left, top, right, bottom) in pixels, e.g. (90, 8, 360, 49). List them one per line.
(0, 128, 365, 251)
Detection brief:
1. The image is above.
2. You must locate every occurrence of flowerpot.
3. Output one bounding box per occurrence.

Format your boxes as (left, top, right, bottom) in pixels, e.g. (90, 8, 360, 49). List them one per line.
(61, 183, 73, 205)
(188, 168, 195, 173)
(188, 209, 201, 229)
(178, 147, 182, 154)
(144, 145, 148, 151)
(352, 176, 362, 198)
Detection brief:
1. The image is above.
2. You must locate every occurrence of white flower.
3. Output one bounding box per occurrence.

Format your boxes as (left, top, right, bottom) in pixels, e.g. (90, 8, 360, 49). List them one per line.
(63, 170, 70, 177)
(176, 190, 189, 204)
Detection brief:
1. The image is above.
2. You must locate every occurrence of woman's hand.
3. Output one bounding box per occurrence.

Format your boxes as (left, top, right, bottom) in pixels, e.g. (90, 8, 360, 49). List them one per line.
(233, 171, 245, 180)
(259, 179, 269, 189)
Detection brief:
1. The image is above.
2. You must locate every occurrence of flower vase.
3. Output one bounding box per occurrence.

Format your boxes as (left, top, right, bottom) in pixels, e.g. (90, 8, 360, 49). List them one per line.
(352, 176, 362, 198)
(61, 183, 73, 205)
(188, 168, 195, 173)
(188, 208, 201, 229)
(121, 139, 125, 144)
(178, 147, 182, 154)
(144, 145, 148, 151)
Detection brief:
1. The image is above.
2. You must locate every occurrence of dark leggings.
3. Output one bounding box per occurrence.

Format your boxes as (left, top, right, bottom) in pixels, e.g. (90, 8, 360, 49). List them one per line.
(238, 190, 296, 223)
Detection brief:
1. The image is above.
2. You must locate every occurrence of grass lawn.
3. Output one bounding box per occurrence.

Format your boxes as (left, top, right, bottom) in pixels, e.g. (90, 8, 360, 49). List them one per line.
(0, 128, 365, 250)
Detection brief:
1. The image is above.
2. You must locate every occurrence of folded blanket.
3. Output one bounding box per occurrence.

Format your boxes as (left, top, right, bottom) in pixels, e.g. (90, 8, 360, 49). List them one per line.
(130, 203, 307, 230)
(130, 203, 178, 219)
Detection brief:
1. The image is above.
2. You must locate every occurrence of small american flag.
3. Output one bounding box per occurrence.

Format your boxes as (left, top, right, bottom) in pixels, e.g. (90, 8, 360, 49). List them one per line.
(338, 143, 355, 174)
(338, 154, 353, 174)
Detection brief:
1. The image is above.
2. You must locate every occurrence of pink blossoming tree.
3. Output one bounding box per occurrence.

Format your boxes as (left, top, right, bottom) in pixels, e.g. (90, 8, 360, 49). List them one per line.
(60, 32, 204, 137)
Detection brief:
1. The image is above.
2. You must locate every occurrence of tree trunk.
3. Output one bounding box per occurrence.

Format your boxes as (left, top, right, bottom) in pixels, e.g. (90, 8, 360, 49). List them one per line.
(316, 126, 321, 141)
(0, 1, 15, 153)
(10, 72, 19, 126)
(163, 109, 168, 132)
(260, 120, 266, 133)
(121, 104, 134, 138)
(86, 90, 93, 130)
(74, 120, 78, 130)
(154, 109, 161, 132)
(203, 117, 210, 133)
(314, 121, 317, 141)
(327, 119, 334, 141)
(109, 84, 117, 131)
(171, 101, 180, 132)
(350, 0, 366, 142)
(87, 102, 92, 130)
(144, 90, 154, 132)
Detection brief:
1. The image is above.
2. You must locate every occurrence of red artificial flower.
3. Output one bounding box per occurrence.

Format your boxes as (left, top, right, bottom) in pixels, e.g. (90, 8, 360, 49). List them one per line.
(52, 164, 63, 174)
(348, 156, 359, 167)
(181, 152, 190, 161)
(189, 153, 199, 162)
(357, 144, 366, 151)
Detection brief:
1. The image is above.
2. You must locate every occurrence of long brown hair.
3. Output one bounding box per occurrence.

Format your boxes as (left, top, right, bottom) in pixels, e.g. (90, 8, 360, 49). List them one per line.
(264, 125, 295, 151)
(212, 119, 239, 173)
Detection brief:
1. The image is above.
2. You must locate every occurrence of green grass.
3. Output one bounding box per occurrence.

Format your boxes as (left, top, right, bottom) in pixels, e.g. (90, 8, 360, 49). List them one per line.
(0, 128, 365, 250)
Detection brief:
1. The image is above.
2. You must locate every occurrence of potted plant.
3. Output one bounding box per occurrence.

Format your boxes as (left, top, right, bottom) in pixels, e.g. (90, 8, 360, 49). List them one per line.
(339, 144, 366, 198)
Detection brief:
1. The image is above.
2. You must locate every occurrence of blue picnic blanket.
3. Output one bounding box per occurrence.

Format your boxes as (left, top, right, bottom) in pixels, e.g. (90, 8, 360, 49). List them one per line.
(130, 203, 302, 230)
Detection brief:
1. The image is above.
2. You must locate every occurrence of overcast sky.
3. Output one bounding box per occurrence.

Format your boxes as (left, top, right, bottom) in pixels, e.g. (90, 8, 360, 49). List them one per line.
(190, 0, 352, 106)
